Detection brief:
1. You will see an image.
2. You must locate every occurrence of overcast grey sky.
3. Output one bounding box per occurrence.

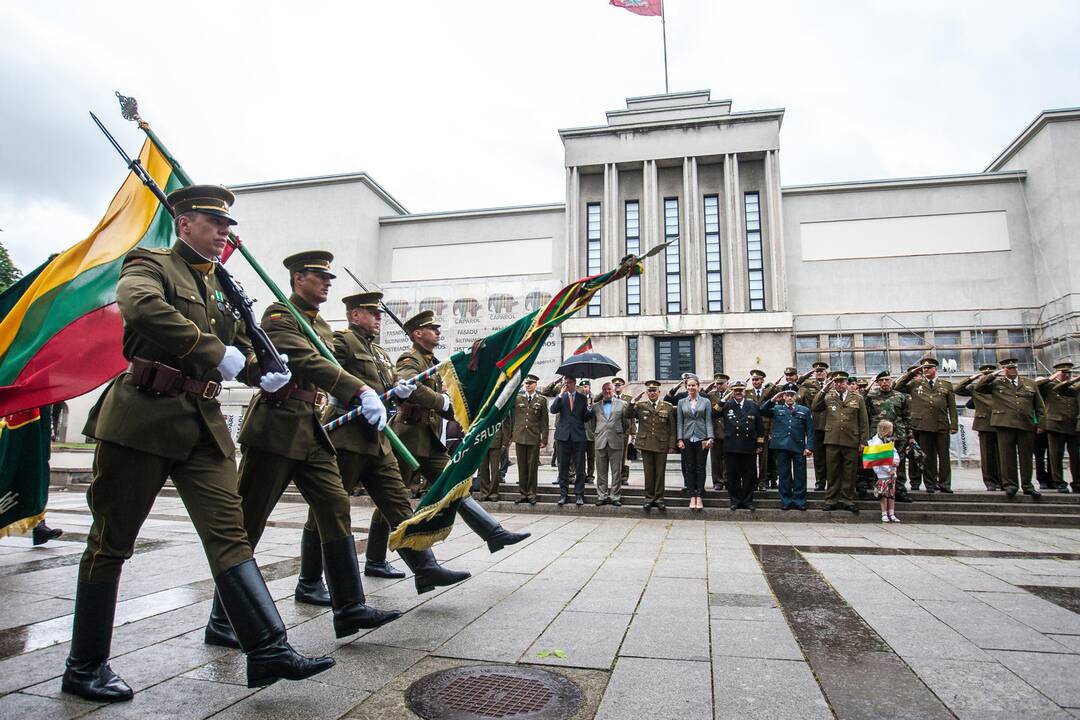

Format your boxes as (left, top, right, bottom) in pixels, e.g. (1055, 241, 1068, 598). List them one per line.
(1, 0, 1077, 272)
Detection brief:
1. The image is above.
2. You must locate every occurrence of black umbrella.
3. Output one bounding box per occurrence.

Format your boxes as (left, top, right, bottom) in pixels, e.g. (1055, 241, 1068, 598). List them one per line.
(556, 351, 621, 380)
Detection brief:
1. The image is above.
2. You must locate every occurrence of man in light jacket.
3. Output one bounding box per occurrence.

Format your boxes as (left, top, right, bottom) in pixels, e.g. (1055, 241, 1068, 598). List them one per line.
(593, 381, 632, 506)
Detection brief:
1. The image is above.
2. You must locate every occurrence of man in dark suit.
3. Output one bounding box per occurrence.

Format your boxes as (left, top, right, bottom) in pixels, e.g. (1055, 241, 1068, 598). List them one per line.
(550, 375, 595, 506)
(721, 381, 765, 510)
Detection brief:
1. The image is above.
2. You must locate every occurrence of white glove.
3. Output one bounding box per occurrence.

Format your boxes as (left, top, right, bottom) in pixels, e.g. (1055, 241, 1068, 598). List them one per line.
(392, 379, 415, 399)
(217, 346, 246, 381)
(441, 393, 451, 412)
(259, 354, 291, 392)
(359, 388, 387, 431)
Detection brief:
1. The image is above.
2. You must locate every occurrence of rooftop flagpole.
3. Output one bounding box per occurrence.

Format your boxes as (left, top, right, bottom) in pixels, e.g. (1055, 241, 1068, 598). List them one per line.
(661, 0, 669, 93)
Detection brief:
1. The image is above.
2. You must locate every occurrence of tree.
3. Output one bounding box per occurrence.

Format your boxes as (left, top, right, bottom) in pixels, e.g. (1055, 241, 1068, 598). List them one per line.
(0, 240, 21, 293)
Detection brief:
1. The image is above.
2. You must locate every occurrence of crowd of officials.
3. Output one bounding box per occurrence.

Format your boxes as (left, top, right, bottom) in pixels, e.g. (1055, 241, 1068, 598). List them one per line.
(487, 355, 1080, 520)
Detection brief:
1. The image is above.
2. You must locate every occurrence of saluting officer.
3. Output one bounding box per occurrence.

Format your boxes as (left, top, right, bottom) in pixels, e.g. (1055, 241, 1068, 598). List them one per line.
(748, 369, 777, 489)
(721, 380, 766, 511)
(511, 374, 549, 504)
(611, 377, 635, 481)
(627, 380, 676, 510)
(812, 370, 870, 513)
(955, 364, 1003, 491)
(895, 357, 958, 493)
(975, 357, 1047, 498)
(706, 373, 730, 490)
(1038, 360, 1080, 493)
(206, 251, 399, 649)
(393, 311, 530, 552)
(798, 361, 829, 490)
(66, 187, 331, 701)
(293, 291, 468, 599)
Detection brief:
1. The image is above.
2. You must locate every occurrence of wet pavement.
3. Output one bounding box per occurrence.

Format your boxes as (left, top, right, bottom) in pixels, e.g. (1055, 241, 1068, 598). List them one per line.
(5, 486, 1080, 718)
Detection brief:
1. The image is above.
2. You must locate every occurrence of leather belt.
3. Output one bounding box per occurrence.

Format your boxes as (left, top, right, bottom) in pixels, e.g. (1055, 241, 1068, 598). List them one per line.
(262, 382, 328, 410)
(127, 358, 221, 400)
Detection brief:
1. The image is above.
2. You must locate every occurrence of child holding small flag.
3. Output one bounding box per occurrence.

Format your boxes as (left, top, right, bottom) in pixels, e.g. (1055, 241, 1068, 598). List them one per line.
(864, 420, 901, 522)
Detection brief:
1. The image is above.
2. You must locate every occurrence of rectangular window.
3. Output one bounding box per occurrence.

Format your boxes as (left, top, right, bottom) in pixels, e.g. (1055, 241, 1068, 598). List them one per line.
(972, 330, 998, 369)
(935, 331, 961, 373)
(829, 334, 854, 373)
(655, 336, 695, 380)
(898, 333, 925, 371)
(712, 334, 724, 375)
(796, 335, 819, 373)
(744, 192, 765, 311)
(625, 201, 641, 315)
(586, 202, 601, 317)
(862, 333, 888, 376)
(1007, 329, 1035, 373)
(627, 336, 639, 382)
(664, 198, 681, 314)
(704, 194, 723, 312)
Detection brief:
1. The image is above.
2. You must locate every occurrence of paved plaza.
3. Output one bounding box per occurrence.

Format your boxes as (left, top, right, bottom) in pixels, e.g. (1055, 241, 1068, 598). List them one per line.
(5, 482, 1080, 719)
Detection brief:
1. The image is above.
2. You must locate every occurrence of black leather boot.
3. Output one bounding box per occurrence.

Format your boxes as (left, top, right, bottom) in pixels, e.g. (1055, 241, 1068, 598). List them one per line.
(204, 590, 240, 648)
(61, 580, 134, 702)
(216, 559, 335, 688)
(458, 497, 530, 553)
(322, 535, 400, 638)
(399, 547, 471, 594)
(364, 517, 405, 579)
(294, 528, 332, 606)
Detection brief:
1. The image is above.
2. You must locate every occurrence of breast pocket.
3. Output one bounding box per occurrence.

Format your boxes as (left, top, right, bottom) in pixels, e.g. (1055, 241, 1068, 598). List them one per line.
(173, 285, 208, 325)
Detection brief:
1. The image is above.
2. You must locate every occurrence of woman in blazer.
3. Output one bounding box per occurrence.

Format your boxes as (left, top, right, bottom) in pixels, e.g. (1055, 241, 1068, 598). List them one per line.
(677, 377, 714, 509)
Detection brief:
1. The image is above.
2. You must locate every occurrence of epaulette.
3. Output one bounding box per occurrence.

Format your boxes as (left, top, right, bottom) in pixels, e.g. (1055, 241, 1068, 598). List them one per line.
(148, 248, 172, 255)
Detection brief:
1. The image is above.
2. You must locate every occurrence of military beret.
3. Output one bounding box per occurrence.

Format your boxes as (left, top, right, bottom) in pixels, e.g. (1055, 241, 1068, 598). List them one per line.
(812, 361, 829, 370)
(830, 370, 850, 380)
(578, 379, 591, 387)
(729, 380, 747, 389)
(784, 367, 798, 375)
(168, 184, 237, 225)
(749, 369, 766, 379)
(1053, 360, 1074, 371)
(343, 291, 382, 311)
(999, 357, 1018, 369)
(403, 310, 440, 334)
(979, 364, 997, 373)
(713, 372, 730, 381)
(524, 374, 540, 383)
(919, 356, 939, 368)
(283, 250, 335, 278)
(874, 371, 890, 381)
(644, 380, 661, 389)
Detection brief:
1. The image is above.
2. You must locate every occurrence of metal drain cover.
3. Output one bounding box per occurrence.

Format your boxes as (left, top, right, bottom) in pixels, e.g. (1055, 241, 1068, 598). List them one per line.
(406, 664, 584, 720)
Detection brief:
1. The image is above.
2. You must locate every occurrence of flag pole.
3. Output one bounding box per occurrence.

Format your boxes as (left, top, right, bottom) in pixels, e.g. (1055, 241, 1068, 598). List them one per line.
(661, 0, 669, 93)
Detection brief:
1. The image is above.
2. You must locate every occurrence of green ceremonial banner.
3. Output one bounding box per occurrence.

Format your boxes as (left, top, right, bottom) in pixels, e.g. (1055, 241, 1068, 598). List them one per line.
(0, 407, 51, 537)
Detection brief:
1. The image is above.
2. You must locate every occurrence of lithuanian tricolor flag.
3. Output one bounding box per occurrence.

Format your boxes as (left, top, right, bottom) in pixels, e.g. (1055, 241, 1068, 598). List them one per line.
(571, 336, 593, 355)
(862, 441, 896, 469)
(0, 139, 180, 416)
(389, 254, 646, 551)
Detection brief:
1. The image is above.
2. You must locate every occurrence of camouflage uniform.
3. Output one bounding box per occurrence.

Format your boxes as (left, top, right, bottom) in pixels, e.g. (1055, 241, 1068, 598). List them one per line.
(866, 387, 912, 496)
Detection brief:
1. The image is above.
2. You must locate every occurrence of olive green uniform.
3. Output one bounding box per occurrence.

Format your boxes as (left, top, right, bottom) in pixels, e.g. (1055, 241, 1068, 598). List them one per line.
(706, 390, 726, 488)
(865, 388, 912, 493)
(955, 374, 1001, 490)
(797, 378, 827, 490)
(1038, 378, 1080, 491)
(237, 294, 365, 548)
(391, 343, 452, 491)
(812, 388, 870, 508)
(895, 372, 958, 491)
(81, 242, 257, 582)
(974, 373, 1046, 493)
(627, 399, 676, 503)
(749, 384, 777, 488)
(511, 391, 549, 501)
(478, 413, 513, 500)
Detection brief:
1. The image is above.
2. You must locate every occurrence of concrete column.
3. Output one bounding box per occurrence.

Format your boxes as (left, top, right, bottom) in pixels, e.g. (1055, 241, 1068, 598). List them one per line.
(602, 163, 621, 315)
(729, 154, 747, 312)
(683, 156, 704, 315)
(766, 150, 788, 311)
(566, 166, 580, 281)
(722, 155, 736, 314)
(643, 159, 662, 316)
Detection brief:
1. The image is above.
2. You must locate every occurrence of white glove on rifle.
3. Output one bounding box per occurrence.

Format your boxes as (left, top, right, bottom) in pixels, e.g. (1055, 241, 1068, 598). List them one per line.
(392, 379, 415, 399)
(217, 345, 246, 381)
(441, 393, 451, 412)
(259, 354, 291, 393)
(358, 388, 387, 431)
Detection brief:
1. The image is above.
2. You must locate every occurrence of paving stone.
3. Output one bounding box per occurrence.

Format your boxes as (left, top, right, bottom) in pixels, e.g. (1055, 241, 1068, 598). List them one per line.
(567, 578, 647, 614)
(711, 618, 803, 661)
(991, 650, 1080, 708)
(712, 656, 831, 719)
(87, 676, 256, 719)
(594, 656, 711, 720)
(919, 599, 1073, 652)
(637, 576, 708, 615)
(708, 571, 772, 596)
(620, 607, 710, 661)
(210, 678, 368, 719)
(977, 591, 1080, 635)
(0, 690, 98, 720)
(906, 656, 1072, 719)
(525, 610, 630, 670)
(437, 595, 565, 663)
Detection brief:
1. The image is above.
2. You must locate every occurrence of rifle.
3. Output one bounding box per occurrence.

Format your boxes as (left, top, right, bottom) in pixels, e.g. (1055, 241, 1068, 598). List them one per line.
(342, 267, 406, 331)
(89, 111, 287, 377)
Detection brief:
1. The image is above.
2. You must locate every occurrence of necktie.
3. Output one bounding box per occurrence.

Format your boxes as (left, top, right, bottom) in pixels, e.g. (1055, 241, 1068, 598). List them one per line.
(568, 393, 574, 412)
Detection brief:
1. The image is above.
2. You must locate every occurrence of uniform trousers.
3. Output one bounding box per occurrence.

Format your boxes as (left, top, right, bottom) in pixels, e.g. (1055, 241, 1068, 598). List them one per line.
(726, 452, 756, 508)
(916, 430, 952, 491)
(710, 439, 726, 488)
(995, 427, 1036, 492)
(1035, 431, 1052, 487)
(812, 429, 828, 489)
(776, 450, 808, 509)
(308, 449, 413, 533)
(1048, 432, 1080, 490)
(515, 443, 541, 500)
(81, 437, 251, 583)
(640, 449, 668, 503)
(977, 431, 1001, 489)
(557, 440, 587, 497)
(477, 446, 503, 500)
(824, 444, 859, 507)
(755, 442, 777, 488)
(238, 444, 352, 550)
(680, 441, 707, 497)
(397, 452, 449, 499)
(595, 445, 625, 501)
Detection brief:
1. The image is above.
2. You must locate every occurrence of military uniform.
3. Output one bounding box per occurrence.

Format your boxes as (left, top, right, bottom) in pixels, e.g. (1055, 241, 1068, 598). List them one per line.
(627, 384, 676, 507)
(748, 372, 777, 489)
(511, 379, 549, 502)
(955, 367, 1001, 490)
(798, 363, 829, 490)
(812, 376, 870, 511)
(865, 382, 913, 496)
(895, 359, 958, 492)
(478, 410, 513, 500)
(721, 387, 766, 510)
(612, 379, 635, 482)
(974, 361, 1046, 496)
(706, 373, 729, 489)
(1038, 363, 1080, 492)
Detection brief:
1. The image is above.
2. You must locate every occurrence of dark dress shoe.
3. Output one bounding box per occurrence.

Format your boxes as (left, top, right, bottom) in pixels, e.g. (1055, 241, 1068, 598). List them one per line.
(33, 522, 63, 546)
(797, 505, 807, 512)
(1005, 487, 1018, 498)
(514, 497, 528, 504)
(1060, 486, 1072, 494)
(847, 504, 860, 514)
(611, 500, 622, 507)
(781, 505, 791, 511)
(62, 661, 134, 702)
(896, 494, 914, 503)
(730, 504, 737, 511)
(528, 499, 537, 506)
(655, 502, 666, 511)
(746, 503, 756, 511)
(1024, 489, 1043, 499)
(938, 487, 954, 494)
(364, 561, 406, 579)
(557, 496, 567, 506)
(643, 501, 652, 510)
(821, 503, 839, 511)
